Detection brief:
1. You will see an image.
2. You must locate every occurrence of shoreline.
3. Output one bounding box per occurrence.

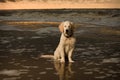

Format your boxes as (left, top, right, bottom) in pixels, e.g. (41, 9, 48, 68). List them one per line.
(0, 20, 118, 28)
(0, 9, 120, 27)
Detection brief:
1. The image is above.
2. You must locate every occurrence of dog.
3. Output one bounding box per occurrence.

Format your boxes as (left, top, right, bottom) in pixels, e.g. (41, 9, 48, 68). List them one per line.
(54, 21, 76, 63)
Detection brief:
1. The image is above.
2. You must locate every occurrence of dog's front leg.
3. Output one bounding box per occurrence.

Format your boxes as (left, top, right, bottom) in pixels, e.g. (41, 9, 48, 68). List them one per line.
(60, 46, 65, 63)
(68, 48, 74, 63)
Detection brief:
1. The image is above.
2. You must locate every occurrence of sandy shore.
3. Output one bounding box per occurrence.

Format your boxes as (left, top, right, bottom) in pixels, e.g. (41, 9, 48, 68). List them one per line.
(0, 1, 120, 9)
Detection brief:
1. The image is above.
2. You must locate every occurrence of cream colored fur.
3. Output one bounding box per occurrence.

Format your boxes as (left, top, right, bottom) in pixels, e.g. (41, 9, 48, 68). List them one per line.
(54, 21, 76, 63)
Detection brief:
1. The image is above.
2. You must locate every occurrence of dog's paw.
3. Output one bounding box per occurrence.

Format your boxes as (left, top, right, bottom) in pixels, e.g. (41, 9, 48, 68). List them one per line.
(69, 60, 74, 63)
(60, 59, 65, 63)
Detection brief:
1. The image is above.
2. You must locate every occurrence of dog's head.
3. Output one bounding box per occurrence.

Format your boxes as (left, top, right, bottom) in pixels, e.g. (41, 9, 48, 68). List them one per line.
(59, 21, 75, 38)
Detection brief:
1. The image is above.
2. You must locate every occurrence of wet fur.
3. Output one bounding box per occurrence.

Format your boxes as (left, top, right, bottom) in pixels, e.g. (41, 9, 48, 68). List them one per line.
(54, 21, 76, 63)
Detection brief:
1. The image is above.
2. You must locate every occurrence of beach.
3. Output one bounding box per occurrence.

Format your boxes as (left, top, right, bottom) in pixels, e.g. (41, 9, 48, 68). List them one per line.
(0, 9, 120, 80)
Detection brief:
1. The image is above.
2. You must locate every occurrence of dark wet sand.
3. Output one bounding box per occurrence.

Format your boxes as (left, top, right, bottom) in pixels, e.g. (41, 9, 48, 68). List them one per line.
(0, 23, 120, 80)
(0, 9, 120, 80)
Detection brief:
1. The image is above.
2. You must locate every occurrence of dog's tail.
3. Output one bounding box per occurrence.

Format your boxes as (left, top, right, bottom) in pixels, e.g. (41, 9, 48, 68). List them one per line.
(40, 55, 54, 59)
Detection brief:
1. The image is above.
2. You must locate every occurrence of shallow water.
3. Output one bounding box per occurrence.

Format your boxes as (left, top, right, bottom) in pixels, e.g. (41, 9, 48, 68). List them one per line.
(0, 23, 120, 80)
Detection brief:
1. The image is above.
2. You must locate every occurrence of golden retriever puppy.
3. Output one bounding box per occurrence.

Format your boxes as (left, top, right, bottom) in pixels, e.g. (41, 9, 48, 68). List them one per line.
(54, 21, 76, 63)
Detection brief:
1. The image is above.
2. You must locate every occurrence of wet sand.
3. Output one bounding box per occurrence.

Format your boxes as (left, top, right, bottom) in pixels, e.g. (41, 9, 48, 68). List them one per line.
(0, 9, 120, 80)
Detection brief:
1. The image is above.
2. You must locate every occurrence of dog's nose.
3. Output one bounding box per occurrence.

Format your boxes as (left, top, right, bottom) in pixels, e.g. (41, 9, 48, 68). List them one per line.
(66, 29, 69, 33)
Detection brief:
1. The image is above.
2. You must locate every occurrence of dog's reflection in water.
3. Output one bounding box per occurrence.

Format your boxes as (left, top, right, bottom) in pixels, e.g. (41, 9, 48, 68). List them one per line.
(54, 62, 74, 80)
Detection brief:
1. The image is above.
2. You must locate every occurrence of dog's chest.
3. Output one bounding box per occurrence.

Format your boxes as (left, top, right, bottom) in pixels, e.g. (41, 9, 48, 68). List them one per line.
(65, 38, 75, 45)
(64, 38, 75, 53)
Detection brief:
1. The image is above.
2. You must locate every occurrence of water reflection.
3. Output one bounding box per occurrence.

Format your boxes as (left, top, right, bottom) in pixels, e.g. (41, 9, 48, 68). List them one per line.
(54, 62, 74, 80)
(0, 21, 120, 80)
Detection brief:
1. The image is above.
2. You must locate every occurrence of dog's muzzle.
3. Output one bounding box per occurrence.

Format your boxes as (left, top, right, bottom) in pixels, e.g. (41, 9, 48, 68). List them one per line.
(64, 29, 73, 38)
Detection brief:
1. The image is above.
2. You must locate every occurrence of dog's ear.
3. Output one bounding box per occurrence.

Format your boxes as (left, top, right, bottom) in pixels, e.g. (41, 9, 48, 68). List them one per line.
(70, 22, 75, 31)
(59, 22, 64, 33)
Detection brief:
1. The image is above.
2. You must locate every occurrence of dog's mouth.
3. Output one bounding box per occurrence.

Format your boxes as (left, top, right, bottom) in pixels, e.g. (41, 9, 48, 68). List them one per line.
(64, 29, 73, 38)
